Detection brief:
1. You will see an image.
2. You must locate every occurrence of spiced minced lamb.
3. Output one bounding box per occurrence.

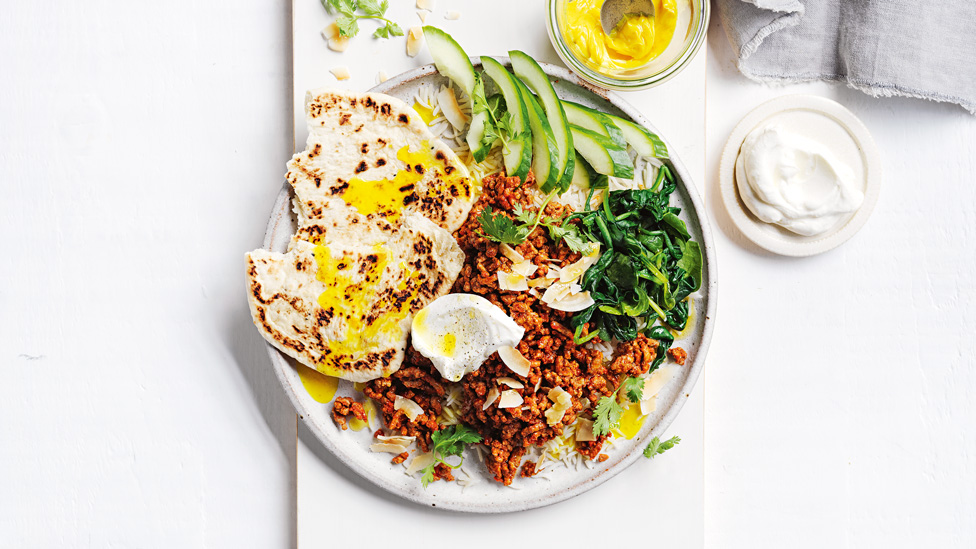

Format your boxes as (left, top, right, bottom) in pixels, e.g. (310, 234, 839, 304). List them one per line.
(336, 172, 682, 485)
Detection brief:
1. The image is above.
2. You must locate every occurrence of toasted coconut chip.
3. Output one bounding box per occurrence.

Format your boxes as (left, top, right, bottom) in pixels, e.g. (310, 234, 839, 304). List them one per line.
(544, 387, 572, 425)
(328, 35, 350, 52)
(377, 70, 389, 83)
(498, 345, 531, 377)
(640, 394, 658, 415)
(483, 387, 500, 410)
(546, 267, 561, 279)
(394, 395, 424, 422)
(542, 282, 594, 312)
(496, 377, 524, 389)
(534, 377, 542, 393)
(498, 390, 523, 409)
(406, 451, 435, 474)
(437, 87, 469, 130)
(575, 418, 596, 441)
(643, 365, 678, 399)
(445, 10, 461, 20)
(365, 399, 381, 431)
(512, 260, 538, 278)
(528, 277, 554, 289)
(497, 270, 529, 291)
(559, 254, 599, 283)
(406, 26, 424, 57)
(371, 435, 415, 454)
(417, 10, 428, 23)
(500, 243, 525, 263)
(416, 0, 434, 9)
(321, 22, 339, 40)
(330, 66, 351, 80)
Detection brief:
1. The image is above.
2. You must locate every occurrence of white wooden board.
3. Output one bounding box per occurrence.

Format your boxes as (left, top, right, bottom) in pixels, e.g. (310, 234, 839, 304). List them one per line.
(292, 1, 706, 545)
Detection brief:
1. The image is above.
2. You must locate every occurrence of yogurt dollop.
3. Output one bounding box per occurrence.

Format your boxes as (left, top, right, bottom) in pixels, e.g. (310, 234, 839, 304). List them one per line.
(735, 124, 864, 236)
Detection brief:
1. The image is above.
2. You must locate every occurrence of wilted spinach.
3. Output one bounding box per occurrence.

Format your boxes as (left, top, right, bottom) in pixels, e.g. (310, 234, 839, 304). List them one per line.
(569, 165, 702, 360)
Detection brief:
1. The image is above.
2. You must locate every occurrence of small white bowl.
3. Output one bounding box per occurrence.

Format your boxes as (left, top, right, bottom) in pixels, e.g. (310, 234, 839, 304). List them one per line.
(719, 95, 882, 257)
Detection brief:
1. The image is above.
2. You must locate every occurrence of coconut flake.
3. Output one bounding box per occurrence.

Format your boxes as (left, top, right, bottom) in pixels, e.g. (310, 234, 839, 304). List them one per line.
(544, 387, 572, 425)
(639, 394, 658, 415)
(496, 377, 525, 389)
(483, 387, 500, 410)
(328, 35, 350, 52)
(498, 390, 524, 408)
(436, 87, 469, 130)
(445, 10, 461, 20)
(330, 66, 351, 81)
(545, 290, 595, 312)
(417, 10, 428, 23)
(500, 243, 525, 263)
(394, 395, 424, 421)
(406, 452, 435, 474)
(575, 418, 596, 441)
(377, 70, 389, 83)
(512, 260, 538, 278)
(497, 271, 528, 291)
(498, 345, 531, 377)
(528, 277, 554, 289)
(416, 0, 434, 9)
(321, 22, 339, 40)
(559, 253, 599, 283)
(643, 365, 678, 398)
(370, 435, 415, 454)
(406, 26, 424, 57)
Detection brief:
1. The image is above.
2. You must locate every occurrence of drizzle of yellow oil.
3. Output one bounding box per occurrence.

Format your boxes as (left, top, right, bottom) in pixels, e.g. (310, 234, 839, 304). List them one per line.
(617, 401, 646, 440)
(412, 102, 435, 125)
(296, 365, 339, 403)
(348, 398, 378, 432)
(670, 297, 695, 339)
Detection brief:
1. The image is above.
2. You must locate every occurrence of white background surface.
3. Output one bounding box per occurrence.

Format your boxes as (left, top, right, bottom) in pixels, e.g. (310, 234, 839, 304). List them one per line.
(1, 1, 974, 548)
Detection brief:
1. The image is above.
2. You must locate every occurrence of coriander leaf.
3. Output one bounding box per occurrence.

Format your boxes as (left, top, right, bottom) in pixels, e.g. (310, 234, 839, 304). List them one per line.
(621, 376, 644, 403)
(547, 223, 589, 253)
(643, 435, 681, 459)
(512, 204, 537, 225)
(384, 21, 404, 37)
(420, 425, 483, 490)
(359, 0, 383, 16)
(335, 14, 359, 37)
(477, 207, 529, 245)
(420, 464, 436, 488)
(592, 395, 624, 437)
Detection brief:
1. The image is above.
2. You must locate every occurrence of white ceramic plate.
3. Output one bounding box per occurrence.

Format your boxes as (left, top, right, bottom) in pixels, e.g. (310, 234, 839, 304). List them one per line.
(719, 94, 882, 257)
(261, 60, 716, 512)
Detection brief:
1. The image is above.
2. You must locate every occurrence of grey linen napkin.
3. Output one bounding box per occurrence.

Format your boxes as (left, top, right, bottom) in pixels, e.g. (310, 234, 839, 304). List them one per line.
(715, 0, 976, 114)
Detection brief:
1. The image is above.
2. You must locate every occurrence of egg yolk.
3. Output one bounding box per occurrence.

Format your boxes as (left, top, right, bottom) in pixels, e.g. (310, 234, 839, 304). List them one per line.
(560, 0, 677, 72)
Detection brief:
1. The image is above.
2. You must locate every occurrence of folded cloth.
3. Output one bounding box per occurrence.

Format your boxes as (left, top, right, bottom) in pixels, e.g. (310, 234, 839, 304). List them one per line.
(716, 0, 976, 114)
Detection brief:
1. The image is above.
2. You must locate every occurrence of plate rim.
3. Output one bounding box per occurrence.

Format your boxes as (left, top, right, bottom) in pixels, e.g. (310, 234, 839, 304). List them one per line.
(260, 59, 718, 513)
(718, 94, 883, 257)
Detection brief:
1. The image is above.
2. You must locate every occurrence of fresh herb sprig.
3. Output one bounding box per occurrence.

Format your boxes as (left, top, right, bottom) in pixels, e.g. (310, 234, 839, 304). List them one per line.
(643, 435, 680, 459)
(477, 197, 588, 253)
(592, 376, 643, 437)
(570, 166, 703, 359)
(322, 0, 403, 38)
(420, 424, 483, 488)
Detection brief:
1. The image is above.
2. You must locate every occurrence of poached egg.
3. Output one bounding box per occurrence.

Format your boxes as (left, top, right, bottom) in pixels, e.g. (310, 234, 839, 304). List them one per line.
(411, 293, 524, 382)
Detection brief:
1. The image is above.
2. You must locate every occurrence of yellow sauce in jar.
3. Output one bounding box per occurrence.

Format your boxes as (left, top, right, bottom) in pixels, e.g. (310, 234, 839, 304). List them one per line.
(560, 0, 677, 72)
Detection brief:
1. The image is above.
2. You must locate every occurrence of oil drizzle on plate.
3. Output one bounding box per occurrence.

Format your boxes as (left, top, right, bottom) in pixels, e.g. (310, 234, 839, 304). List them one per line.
(297, 365, 339, 403)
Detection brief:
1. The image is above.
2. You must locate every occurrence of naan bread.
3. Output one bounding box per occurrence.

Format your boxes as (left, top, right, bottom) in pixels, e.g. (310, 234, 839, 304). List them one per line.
(287, 88, 474, 234)
(246, 214, 464, 382)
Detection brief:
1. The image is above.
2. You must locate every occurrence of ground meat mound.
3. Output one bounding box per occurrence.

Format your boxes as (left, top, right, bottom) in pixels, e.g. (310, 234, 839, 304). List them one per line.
(331, 397, 367, 431)
(337, 171, 674, 486)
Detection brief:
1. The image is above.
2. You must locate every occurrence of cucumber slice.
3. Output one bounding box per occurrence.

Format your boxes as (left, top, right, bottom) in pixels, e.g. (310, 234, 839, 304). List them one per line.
(481, 56, 532, 181)
(421, 27, 493, 162)
(603, 113, 669, 159)
(509, 50, 575, 192)
(561, 101, 626, 149)
(422, 26, 475, 97)
(570, 153, 608, 191)
(570, 124, 634, 179)
(514, 78, 559, 191)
